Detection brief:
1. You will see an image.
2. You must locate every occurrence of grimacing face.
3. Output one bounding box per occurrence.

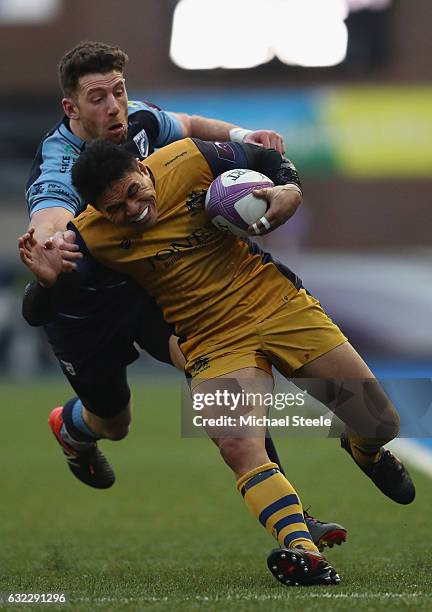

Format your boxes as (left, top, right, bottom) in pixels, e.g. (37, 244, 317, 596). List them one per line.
(64, 71, 129, 143)
(96, 162, 158, 228)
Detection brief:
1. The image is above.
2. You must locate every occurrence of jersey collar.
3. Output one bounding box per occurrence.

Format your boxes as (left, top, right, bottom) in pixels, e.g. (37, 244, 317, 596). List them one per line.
(60, 116, 86, 150)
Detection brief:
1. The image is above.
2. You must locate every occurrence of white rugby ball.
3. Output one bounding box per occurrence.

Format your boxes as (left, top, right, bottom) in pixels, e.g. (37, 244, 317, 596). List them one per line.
(205, 169, 273, 237)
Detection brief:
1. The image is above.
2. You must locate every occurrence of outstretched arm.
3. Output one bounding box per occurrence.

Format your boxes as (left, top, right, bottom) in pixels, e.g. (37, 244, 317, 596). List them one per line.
(29, 208, 83, 267)
(172, 112, 285, 153)
(18, 227, 70, 287)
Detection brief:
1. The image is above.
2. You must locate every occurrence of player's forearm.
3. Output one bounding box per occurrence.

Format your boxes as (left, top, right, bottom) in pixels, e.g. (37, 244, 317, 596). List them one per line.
(29, 207, 74, 244)
(242, 144, 302, 194)
(180, 113, 243, 141)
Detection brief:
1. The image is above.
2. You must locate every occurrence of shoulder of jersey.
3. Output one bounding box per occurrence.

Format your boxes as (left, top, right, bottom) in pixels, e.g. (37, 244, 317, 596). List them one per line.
(127, 100, 161, 116)
(38, 120, 83, 157)
(146, 138, 198, 173)
(73, 205, 104, 228)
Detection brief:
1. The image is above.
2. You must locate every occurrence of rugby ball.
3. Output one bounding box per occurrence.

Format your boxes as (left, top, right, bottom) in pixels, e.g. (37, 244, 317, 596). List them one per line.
(205, 169, 273, 237)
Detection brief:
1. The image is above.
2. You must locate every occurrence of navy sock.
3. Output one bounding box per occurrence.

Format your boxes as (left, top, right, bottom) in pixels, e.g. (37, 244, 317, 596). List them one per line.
(62, 397, 100, 443)
(265, 433, 285, 476)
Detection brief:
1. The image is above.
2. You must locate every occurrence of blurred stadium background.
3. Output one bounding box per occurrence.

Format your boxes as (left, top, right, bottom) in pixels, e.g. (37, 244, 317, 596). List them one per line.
(1, 1, 432, 607)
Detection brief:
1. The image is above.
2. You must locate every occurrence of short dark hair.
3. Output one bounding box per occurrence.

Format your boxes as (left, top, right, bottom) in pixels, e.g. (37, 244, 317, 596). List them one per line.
(72, 140, 137, 206)
(58, 41, 128, 96)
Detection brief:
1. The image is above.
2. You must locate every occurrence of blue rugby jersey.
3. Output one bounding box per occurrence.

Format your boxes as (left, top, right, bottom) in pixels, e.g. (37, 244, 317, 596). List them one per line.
(23, 100, 182, 360)
(26, 100, 184, 217)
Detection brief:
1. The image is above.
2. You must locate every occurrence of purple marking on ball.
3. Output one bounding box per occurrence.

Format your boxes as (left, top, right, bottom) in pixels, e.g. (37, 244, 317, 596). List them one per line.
(206, 180, 271, 229)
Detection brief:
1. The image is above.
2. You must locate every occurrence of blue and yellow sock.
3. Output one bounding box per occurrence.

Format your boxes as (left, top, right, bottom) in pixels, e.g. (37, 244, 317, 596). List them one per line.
(61, 397, 101, 447)
(237, 462, 318, 552)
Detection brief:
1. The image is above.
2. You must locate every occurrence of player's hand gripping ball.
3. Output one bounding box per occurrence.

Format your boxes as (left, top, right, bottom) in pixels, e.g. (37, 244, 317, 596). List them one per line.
(205, 169, 274, 237)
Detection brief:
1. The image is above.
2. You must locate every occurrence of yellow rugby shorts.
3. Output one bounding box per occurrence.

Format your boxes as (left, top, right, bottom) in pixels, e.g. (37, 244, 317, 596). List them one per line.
(183, 288, 347, 384)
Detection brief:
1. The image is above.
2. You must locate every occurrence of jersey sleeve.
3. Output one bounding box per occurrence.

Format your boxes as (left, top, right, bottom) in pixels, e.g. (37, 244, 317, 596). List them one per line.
(192, 139, 302, 192)
(128, 100, 184, 148)
(192, 139, 249, 176)
(26, 134, 83, 217)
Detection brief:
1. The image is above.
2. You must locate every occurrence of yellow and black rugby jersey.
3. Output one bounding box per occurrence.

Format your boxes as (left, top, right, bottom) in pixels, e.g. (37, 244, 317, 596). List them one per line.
(72, 138, 301, 342)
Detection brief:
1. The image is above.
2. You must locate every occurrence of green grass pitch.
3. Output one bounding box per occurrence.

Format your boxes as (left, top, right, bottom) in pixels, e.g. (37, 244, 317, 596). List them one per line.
(1, 377, 432, 611)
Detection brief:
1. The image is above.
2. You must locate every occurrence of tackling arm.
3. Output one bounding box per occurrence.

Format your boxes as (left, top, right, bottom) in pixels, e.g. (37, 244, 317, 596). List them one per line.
(29, 208, 82, 266)
(171, 112, 285, 153)
(19, 227, 64, 326)
(19, 226, 81, 325)
(30, 207, 73, 242)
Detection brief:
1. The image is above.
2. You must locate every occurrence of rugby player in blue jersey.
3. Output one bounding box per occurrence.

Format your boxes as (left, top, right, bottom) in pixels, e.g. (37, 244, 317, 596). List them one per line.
(22, 41, 346, 550)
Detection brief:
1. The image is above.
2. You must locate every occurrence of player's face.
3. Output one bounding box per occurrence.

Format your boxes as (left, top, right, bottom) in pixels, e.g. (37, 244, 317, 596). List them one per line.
(97, 162, 158, 228)
(66, 71, 129, 143)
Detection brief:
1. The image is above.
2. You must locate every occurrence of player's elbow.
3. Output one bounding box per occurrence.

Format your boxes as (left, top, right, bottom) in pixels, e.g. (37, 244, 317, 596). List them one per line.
(177, 113, 193, 137)
(22, 282, 54, 326)
(22, 309, 47, 327)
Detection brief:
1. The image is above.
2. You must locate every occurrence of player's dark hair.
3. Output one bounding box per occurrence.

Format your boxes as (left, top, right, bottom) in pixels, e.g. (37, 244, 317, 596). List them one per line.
(72, 140, 137, 206)
(58, 41, 128, 96)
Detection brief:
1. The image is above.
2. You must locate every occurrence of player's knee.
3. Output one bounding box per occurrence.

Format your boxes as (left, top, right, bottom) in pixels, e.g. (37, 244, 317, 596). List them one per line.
(378, 407, 400, 442)
(102, 423, 130, 441)
(218, 438, 260, 472)
(374, 392, 400, 442)
(364, 383, 400, 442)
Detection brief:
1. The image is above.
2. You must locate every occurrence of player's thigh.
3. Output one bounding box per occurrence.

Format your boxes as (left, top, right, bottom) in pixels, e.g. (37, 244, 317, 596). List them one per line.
(192, 367, 273, 446)
(295, 341, 373, 378)
(258, 291, 399, 436)
(296, 342, 399, 438)
(169, 335, 185, 370)
(134, 294, 175, 366)
(258, 288, 347, 377)
(192, 366, 274, 396)
(193, 368, 273, 475)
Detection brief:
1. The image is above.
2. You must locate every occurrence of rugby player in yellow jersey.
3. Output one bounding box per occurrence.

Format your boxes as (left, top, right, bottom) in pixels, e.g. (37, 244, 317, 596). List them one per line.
(21, 138, 415, 587)
(26, 41, 347, 550)
(23, 38, 348, 548)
